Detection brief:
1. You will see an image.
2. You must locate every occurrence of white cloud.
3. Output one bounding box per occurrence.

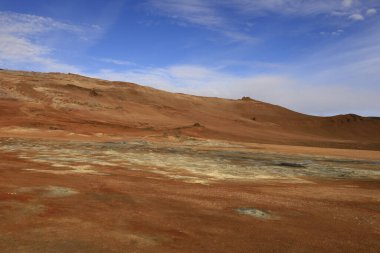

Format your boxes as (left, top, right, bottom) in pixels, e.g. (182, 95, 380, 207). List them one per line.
(0, 11, 83, 35)
(367, 8, 377, 16)
(320, 29, 344, 36)
(0, 11, 96, 72)
(100, 58, 136, 66)
(0, 34, 80, 73)
(167, 65, 213, 80)
(349, 13, 364, 21)
(342, 0, 353, 8)
(0, 34, 47, 59)
(148, 0, 222, 27)
(221, 0, 362, 16)
(286, 19, 380, 114)
(146, 0, 255, 42)
(146, 0, 379, 42)
(148, 0, 379, 20)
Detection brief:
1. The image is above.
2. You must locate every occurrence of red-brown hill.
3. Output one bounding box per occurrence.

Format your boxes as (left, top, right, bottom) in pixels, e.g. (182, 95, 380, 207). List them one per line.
(1, 70, 379, 150)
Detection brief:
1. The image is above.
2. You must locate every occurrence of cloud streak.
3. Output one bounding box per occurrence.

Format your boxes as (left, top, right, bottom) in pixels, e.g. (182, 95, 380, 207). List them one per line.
(222, 0, 376, 17)
(0, 11, 98, 72)
(149, 0, 223, 27)
(99, 58, 136, 66)
(145, 0, 379, 42)
(349, 13, 364, 21)
(146, 0, 255, 42)
(367, 8, 377, 16)
(0, 11, 83, 35)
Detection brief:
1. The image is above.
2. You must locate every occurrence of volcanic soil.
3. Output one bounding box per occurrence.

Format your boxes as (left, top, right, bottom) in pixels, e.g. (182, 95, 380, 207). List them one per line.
(0, 70, 379, 253)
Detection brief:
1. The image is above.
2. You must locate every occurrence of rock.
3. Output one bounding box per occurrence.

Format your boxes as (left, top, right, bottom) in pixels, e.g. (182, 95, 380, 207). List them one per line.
(241, 96, 253, 101)
(89, 88, 98, 96)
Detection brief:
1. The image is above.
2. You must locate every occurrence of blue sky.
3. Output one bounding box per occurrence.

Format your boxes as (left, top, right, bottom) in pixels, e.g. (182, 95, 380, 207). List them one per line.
(0, 0, 379, 116)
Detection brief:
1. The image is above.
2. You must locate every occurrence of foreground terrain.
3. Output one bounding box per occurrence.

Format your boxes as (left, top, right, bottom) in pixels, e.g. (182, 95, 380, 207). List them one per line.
(0, 70, 379, 252)
(0, 137, 379, 253)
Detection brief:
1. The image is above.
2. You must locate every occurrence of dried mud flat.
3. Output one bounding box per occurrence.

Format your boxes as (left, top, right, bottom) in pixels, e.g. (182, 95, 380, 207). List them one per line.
(1, 137, 380, 253)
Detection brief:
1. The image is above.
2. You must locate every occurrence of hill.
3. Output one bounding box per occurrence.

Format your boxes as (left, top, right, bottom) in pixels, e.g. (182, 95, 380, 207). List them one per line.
(1, 70, 379, 150)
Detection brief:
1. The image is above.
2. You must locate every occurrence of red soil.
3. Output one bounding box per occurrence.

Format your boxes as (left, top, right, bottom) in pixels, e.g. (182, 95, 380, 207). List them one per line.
(0, 70, 379, 150)
(0, 70, 379, 252)
(0, 151, 379, 253)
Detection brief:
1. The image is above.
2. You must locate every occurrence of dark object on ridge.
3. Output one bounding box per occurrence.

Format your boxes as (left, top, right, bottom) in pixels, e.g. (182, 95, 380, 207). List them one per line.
(89, 88, 98, 96)
(241, 96, 253, 101)
(193, 122, 202, 127)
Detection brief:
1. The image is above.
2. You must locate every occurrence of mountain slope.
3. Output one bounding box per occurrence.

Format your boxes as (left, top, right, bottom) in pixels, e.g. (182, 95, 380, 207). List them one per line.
(1, 70, 379, 150)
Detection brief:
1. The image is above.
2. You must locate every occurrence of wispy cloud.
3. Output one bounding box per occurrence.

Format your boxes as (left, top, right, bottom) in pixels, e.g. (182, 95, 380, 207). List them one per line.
(0, 11, 98, 72)
(367, 8, 377, 16)
(349, 13, 364, 21)
(0, 11, 83, 35)
(224, 0, 343, 15)
(145, 0, 255, 42)
(223, 0, 368, 16)
(298, 19, 380, 87)
(145, 0, 378, 42)
(149, 0, 223, 27)
(342, 0, 354, 8)
(99, 58, 136, 66)
(0, 33, 78, 72)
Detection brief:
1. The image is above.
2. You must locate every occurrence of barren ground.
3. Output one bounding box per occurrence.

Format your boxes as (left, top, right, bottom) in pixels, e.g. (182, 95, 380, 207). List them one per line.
(1, 70, 380, 252)
(1, 137, 379, 253)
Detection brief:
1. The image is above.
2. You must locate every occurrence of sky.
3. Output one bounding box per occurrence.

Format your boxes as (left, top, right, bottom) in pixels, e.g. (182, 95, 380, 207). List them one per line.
(0, 0, 379, 116)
